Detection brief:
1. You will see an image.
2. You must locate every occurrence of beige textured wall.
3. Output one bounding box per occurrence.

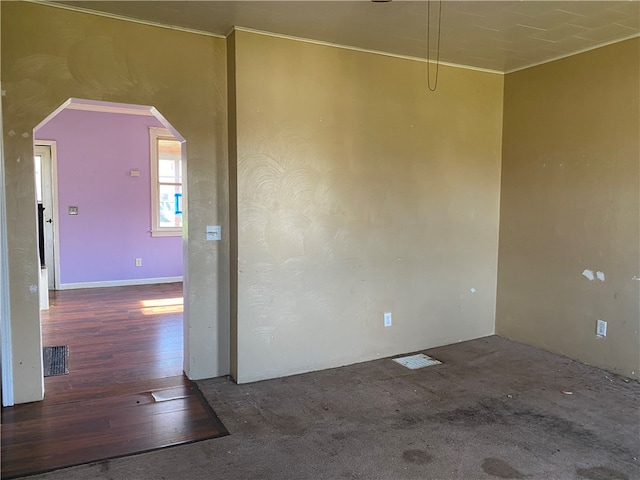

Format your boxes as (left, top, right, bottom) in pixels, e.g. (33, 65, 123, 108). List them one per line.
(231, 31, 504, 383)
(1, 2, 229, 403)
(497, 38, 640, 379)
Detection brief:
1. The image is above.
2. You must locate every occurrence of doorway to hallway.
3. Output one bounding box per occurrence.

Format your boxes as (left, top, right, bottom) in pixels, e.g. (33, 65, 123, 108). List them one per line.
(34, 143, 57, 292)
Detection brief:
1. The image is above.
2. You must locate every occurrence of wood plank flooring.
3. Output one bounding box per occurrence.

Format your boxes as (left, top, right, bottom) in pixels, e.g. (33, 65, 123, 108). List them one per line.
(1, 283, 228, 479)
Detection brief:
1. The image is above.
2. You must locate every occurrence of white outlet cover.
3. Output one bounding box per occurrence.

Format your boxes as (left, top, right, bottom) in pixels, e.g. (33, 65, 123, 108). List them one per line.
(596, 319, 607, 338)
(393, 354, 442, 370)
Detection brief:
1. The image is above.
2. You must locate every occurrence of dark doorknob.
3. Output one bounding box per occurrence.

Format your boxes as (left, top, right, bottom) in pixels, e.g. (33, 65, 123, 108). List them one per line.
(46, 219, 53, 224)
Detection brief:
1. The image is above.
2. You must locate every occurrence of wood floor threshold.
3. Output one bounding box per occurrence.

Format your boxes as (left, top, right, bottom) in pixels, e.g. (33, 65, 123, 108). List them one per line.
(2, 382, 228, 480)
(1, 284, 229, 479)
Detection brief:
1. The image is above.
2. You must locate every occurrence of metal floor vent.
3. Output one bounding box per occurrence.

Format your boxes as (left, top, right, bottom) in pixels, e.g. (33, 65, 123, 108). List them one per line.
(43, 345, 69, 376)
(393, 353, 442, 370)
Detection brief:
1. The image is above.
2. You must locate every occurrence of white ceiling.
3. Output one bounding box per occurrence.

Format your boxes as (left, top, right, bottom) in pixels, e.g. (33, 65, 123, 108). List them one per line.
(51, 1, 640, 72)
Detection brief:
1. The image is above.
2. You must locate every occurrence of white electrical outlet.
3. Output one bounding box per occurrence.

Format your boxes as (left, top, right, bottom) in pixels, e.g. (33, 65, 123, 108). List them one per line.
(135, 258, 142, 267)
(596, 319, 607, 338)
(384, 312, 392, 328)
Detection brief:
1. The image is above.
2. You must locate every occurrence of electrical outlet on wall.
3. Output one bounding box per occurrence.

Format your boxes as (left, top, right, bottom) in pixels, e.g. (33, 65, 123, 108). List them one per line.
(384, 312, 392, 328)
(135, 258, 142, 267)
(596, 319, 607, 338)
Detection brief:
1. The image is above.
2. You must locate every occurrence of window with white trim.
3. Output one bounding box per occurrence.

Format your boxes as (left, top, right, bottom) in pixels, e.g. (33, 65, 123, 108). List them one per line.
(150, 127, 183, 237)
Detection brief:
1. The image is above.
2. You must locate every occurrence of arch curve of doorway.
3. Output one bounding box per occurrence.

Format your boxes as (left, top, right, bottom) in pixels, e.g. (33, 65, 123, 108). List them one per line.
(33, 97, 187, 291)
(1, 95, 229, 406)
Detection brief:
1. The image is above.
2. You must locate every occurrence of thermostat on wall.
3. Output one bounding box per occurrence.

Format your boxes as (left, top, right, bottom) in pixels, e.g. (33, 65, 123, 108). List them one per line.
(68, 206, 78, 215)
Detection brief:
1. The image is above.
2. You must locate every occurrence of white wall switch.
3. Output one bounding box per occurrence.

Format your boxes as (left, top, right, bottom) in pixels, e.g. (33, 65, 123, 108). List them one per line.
(206, 225, 221, 241)
(384, 312, 392, 328)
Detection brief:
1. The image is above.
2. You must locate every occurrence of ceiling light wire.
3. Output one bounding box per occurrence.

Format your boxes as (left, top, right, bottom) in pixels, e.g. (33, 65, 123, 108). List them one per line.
(426, 0, 442, 92)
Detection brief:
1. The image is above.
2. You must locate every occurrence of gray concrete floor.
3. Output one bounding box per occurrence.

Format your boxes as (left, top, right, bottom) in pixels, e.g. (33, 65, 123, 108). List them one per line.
(20, 336, 639, 479)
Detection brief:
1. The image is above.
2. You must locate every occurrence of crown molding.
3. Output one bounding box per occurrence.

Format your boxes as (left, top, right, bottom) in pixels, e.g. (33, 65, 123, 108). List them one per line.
(505, 33, 640, 74)
(27, 0, 224, 39)
(232, 27, 504, 75)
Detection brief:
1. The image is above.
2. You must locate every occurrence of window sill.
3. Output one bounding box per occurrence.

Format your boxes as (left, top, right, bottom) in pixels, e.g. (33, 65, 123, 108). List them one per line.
(150, 229, 182, 238)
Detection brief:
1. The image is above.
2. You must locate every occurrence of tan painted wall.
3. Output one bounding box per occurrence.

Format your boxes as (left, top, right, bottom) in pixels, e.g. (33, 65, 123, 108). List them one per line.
(1, 2, 229, 403)
(497, 38, 640, 379)
(231, 31, 504, 383)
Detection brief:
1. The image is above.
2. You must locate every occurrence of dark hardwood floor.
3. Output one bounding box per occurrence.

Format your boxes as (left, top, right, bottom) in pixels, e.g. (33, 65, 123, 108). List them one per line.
(1, 283, 227, 479)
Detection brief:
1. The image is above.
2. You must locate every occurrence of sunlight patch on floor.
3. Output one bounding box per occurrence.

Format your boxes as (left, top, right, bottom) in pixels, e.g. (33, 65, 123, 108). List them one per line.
(140, 297, 183, 315)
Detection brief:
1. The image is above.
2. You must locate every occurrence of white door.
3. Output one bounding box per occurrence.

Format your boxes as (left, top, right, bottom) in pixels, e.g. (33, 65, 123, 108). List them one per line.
(34, 144, 56, 289)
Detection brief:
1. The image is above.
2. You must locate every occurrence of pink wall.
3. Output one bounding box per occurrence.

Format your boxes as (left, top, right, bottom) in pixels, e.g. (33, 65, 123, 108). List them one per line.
(35, 108, 183, 285)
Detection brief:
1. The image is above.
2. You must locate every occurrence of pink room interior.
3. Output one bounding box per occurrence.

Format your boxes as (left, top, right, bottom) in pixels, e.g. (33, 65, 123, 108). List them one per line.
(34, 107, 183, 287)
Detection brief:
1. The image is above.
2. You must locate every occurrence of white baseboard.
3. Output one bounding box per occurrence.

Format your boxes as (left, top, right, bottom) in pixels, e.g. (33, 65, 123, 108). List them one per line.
(59, 276, 183, 290)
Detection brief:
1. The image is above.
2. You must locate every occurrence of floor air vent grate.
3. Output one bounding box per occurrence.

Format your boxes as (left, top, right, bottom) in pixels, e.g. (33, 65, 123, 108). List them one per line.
(393, 353, 441, 370)
(43, 345, 69, 376)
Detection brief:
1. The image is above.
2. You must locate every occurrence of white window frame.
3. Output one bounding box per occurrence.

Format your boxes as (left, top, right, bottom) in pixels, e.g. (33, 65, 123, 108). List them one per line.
(150, 127, 183, 237)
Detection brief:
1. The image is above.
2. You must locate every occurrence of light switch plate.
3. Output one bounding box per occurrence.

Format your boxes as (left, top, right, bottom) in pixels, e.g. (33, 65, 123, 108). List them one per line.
(206, 225, 221, 241)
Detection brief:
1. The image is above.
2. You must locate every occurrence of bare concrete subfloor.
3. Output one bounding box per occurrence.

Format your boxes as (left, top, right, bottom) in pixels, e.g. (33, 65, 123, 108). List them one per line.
(21, 336, 639, 480)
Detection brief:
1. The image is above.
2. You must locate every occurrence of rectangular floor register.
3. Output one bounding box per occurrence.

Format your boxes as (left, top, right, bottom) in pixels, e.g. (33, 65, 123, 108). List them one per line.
(393, 353, 442, 370)
(43, 345, 69, 377)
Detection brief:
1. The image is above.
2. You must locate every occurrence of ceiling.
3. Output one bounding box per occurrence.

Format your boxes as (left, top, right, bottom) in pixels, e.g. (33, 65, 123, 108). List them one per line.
(51, 1, 640, 72)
